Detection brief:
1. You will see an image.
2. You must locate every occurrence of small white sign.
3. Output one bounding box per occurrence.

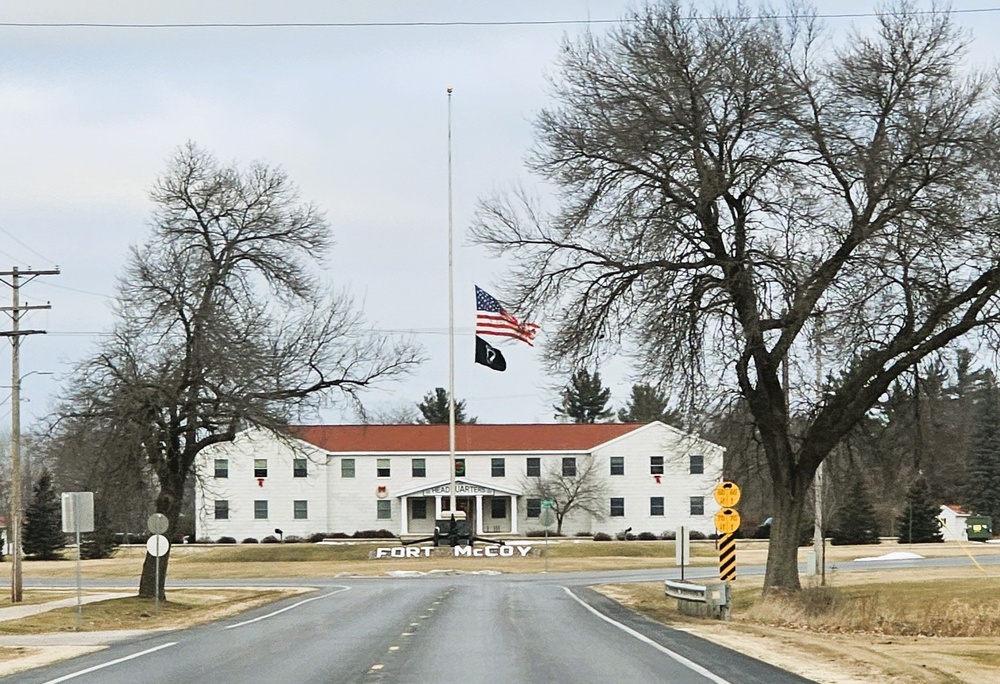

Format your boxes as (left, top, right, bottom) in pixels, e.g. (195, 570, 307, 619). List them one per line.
(146, 534, 170, 557)
(61, 492, 95, 534)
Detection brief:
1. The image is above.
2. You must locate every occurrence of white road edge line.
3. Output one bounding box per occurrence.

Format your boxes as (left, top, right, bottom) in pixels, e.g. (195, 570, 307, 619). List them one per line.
(560, 586, 734, 684)
(225, 586, 351, 629)
(42, 642, 177, 684)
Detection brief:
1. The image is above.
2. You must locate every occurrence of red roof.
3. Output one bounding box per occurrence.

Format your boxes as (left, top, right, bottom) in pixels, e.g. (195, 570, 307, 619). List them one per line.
(290, 423, 646, 454)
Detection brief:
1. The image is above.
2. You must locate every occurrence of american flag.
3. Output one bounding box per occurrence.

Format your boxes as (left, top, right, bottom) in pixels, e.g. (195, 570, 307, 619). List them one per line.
(475, 285, 539, 346)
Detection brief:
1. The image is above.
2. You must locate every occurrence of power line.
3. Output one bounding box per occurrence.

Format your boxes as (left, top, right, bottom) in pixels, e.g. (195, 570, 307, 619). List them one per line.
(1, 8, 999, 29)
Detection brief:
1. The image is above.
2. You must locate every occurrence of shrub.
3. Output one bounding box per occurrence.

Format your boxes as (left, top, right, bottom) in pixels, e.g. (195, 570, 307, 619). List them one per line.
(525, 529, 563, 537)
(637, 532, 658, 541)
(216, 536, 237, 544)
(195, 538, 213, 544)
(575, 531, 592, 537)
(616, 531, 636, 541)
(660, 531, 676, 540)
(593, 532, 612, 541)
(284, 535, 303, 543)
(241, 537, 258, 544)
(261, 535, 280, 544)
(307, 533, 328, 543)
(325, 532, 350, 539)
(689, 530, 707, 540)
(352, 529, 396, 539)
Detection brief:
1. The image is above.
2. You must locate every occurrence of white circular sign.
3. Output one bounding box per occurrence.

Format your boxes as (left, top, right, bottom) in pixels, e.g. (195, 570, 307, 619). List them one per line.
(147, 513, 169, 535)
(146, 534, 170, 557)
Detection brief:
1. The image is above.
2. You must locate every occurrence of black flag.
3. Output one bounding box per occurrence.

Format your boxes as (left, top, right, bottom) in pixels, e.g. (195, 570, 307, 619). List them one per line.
(475, 335, 507, 371)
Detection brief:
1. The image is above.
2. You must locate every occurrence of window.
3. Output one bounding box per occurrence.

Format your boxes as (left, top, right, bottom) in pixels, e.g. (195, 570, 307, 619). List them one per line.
(526, 498, 541, 518)
(610, 456, 624, 476)
(377, 458, 391, 478)
(650, 455, 664, 475)
(690, 496, 705, 516)
(254, 500, 268, 519)
(254, 459, 268, 478)
(562, 457, 577, 477)
(377, 500, 392, 520)
(214, 500, 229, 520)
(610, 497, 625, 517)
(491, 458, 505, 478)
(650, 497, 664, 516)
(455, 458, 466, 477)
(341, 458, 355, 478)
(689, 454, 704, 475)
(526, 458, 540, 477)
(293, 458, 307, 478)
(412, 499, 427, 519)
(214, 459, 229, 478)
(293, 500, 308, 519)
(491, 498, 507, 519)
(412, 458, 426, 478)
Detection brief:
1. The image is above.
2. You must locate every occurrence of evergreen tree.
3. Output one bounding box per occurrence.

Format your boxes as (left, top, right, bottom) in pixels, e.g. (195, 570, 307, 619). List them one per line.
(963, 375, 1000, 521)
(831, 479, 880, 545)
(617, 383, 678, 424)
(22, 471, 67, 560)
(80, 505, 118, 560)
(554, 369, 613, 423)
(896, 478, 943, 544)
(416, 388, 476, 424)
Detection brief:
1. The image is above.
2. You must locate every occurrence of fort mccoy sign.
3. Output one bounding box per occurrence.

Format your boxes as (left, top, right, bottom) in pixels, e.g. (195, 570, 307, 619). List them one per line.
(371, 545, 535, 559)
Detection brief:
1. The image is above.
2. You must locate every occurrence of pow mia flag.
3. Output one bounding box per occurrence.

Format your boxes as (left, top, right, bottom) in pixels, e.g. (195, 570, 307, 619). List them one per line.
(475, 335, 507, 372)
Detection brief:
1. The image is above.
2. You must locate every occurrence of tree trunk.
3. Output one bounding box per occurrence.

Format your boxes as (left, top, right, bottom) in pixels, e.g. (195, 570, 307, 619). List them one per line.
(137, 475, 185, 599)
(762, 478, 808, 593)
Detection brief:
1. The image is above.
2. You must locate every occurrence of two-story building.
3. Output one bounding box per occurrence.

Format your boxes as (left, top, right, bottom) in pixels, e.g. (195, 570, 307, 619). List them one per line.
(193, 421, 724, 541)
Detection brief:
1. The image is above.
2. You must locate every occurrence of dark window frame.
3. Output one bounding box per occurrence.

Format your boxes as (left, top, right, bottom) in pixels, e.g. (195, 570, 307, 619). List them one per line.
(491, 457, 506, 478)
(526, 458, 541, 477)
(254, 500, 268, 520)
(293, 458, 307, 478)
(689, 454, 704, 475)
(610, 456, 624, 476)
(650, 455, 664, 475)
(214, 500, 229, 520)
(254, 459, 268, 478)
(490, 498, 507, 519)
(341, 458, 356, 478)
(412, 458, 426, 478)
(562, 457, 577, 477)
(690, 496, 705, 516)
(293, 500, 308, 519)
(412, 499, 427, 519)
(526, 498, 541, 518)
(377, 500, 392, 520)
(377, 458, 391, 478)
(214, 459, 229, 479)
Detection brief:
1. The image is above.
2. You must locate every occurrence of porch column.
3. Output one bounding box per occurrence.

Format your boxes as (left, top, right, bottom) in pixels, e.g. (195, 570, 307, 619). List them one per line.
(435, 495, 443, 519)
(510, 495, 518, 534)
(475, 495, 484, 535)
(400, 496, 409, 535)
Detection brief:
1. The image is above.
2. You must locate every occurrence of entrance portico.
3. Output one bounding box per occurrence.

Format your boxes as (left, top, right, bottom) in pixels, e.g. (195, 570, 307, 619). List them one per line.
(395, 478, 522, 536)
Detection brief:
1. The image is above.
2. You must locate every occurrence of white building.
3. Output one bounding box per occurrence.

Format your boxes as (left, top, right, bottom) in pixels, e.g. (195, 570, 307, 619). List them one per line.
(194, 422, 724, 541)
(938, 504, 971, 541)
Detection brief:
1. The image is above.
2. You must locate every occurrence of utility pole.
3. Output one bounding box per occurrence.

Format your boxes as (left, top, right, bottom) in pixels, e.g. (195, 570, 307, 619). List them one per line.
(1, 266, 59, 603)
(813, 314, 825, 583)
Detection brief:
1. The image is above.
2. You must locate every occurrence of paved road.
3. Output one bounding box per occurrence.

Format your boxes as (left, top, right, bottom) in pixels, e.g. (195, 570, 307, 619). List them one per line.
(4, 575, 813, 684)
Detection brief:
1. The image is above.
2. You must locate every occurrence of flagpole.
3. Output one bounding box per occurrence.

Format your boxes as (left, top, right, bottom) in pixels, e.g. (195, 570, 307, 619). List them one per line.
(446, 86, 457, 516)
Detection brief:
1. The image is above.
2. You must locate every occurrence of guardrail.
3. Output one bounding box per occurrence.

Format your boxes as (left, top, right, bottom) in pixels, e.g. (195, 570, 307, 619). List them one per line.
(664, 579, 731, 620)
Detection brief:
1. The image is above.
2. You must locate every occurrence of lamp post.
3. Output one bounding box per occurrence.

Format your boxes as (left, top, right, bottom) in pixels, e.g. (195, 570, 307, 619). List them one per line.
(9, 370, 52, 603)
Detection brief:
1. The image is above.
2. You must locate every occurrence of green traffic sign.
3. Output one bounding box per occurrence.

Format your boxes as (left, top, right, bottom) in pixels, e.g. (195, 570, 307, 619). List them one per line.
(541, 499, 555, 509)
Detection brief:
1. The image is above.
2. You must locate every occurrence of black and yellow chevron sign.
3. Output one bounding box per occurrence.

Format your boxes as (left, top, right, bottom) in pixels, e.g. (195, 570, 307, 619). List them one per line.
(719, 532, 737, 581)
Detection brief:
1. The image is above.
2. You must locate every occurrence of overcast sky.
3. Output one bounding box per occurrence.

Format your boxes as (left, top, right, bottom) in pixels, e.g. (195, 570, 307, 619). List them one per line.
(3, 0, 1000, 429)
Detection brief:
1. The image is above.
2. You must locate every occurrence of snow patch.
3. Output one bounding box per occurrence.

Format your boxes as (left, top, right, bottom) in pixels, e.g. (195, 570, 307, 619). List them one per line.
(854, 551, 924, 562)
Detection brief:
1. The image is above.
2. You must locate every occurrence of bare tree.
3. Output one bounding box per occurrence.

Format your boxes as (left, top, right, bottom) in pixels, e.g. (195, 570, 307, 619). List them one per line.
(472, 3, 1000, 592)
(521, 455, 608, 534)
(55, 143, 423, 598)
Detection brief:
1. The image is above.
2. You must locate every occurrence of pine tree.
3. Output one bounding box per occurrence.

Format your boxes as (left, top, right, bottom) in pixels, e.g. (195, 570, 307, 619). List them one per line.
(80, 505, 118, 560)
(831, 479, 880, 545)
(22, 471, 67, 560)
(896, 478, 943, 544)
(963, 375, 1000, 521)
(416, 388, 476, 424)
(617, 383, 679, 424)
(554, 369, 613, 423)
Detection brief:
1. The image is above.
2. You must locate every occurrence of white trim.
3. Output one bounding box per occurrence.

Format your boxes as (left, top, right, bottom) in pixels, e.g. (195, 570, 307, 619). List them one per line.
(394, 476, 522, 498)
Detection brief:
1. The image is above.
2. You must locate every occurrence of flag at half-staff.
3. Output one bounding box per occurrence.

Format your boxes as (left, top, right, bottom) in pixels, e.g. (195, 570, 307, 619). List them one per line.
(475, 336, 507, 371)
(475, 285, 540, 346)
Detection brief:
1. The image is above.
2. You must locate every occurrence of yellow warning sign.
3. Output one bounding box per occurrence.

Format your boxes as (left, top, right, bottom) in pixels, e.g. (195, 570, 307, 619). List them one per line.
(714, 507, 741, 534)
(713, 481, 741, 508)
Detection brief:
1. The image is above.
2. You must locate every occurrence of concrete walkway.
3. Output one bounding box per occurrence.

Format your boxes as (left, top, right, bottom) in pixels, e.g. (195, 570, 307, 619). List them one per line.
(0, 592, 133, 623)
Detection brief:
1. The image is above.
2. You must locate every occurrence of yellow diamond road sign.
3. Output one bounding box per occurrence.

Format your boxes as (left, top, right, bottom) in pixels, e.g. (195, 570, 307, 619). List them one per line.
(714, 481, 741, 508)
(714, 507, 741, 534)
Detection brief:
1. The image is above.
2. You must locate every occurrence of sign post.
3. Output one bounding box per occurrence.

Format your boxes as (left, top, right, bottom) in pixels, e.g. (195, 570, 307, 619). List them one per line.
(61, 492, 94, 630)
(675, 525, 689, 581)
(713, 482, 742, 582)
(539, 500, 556, 573)
(147, 514, 170, 616)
